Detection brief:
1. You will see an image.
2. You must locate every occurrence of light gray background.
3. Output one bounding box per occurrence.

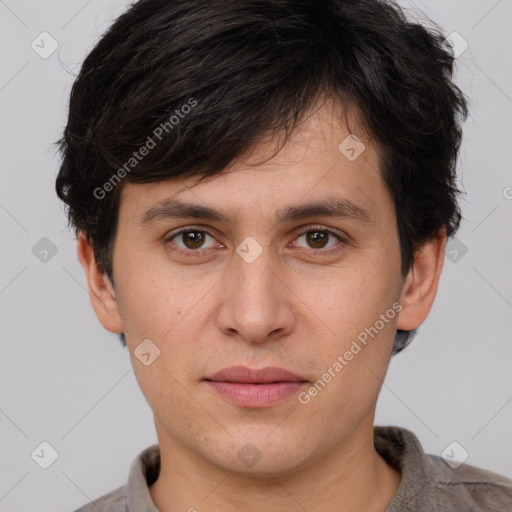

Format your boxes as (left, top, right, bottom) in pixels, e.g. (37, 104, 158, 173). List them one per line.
(0, 0, 511, 511)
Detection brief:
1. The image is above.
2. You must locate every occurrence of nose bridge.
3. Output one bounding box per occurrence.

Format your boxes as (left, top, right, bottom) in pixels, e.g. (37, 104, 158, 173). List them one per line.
(233, 237, 279, 307)
(217, 238, 292, 342)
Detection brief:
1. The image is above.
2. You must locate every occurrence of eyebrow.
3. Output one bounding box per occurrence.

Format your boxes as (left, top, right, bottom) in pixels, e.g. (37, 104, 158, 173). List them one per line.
(138, 196, 372, 228)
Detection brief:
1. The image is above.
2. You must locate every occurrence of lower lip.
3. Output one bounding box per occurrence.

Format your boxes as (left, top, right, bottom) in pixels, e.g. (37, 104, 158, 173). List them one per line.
(205, 381, 308, 408)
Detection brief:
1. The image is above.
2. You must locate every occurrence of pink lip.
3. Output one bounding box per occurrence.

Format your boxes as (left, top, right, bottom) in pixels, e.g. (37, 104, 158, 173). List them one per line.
(205, 365, 306, 383)
(204, 366, 308, 408)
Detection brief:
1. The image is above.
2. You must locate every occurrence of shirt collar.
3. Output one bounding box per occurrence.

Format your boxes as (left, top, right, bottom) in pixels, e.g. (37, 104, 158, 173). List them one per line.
(125, 443, 161, 512)
(124, 427, 442, 511)
(374, 426, 433, 510)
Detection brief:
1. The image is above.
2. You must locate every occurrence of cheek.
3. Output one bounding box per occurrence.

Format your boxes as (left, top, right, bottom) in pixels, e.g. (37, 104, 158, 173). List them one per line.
(114, 253, 210, 343)
(293, 256, 399, 407)
(131, 358, 204, 440)
(299, 315, 396, 433)
(293, 254, 399, 345)
(116, 263, 213, 387)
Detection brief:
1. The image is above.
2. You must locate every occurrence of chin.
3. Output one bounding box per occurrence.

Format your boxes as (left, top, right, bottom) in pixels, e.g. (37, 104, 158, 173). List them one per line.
(207, 434, 311, 478)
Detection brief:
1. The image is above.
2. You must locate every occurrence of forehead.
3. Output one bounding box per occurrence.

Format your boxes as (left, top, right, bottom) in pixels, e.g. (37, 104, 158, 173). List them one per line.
(117, 99, 389, 225)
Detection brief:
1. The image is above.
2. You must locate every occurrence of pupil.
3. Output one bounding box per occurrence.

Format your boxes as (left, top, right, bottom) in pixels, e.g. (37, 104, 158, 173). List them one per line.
(181, 230, 328, 251)
(308, 231, 327, 249)
(185, 231, 204, 249)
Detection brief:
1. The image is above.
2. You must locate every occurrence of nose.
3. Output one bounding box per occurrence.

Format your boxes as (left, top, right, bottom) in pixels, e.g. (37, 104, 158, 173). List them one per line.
(216, 241, 296, 345)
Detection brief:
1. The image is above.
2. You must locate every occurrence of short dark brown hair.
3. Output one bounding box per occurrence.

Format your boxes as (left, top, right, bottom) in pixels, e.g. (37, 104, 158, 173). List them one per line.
(55, 0, 469, 353)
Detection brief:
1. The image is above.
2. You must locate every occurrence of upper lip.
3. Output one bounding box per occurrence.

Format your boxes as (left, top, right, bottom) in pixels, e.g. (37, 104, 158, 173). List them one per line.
(204, 366, 308, 383)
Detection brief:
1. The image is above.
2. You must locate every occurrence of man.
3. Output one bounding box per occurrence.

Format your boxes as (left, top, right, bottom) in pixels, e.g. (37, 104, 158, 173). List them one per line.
(55, 0, 512, 510)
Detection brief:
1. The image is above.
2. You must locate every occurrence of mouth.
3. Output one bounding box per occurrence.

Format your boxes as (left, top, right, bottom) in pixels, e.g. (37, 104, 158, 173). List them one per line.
(203, 366, 309, 408)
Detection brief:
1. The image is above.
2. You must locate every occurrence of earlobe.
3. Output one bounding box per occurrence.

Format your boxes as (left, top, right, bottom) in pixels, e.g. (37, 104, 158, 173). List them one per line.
(396, 229, 447, 331)
(76, 232, 124, 334)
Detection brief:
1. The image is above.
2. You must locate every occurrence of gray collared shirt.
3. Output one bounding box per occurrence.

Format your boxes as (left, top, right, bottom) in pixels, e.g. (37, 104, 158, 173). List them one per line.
(73, 426, 512, 511)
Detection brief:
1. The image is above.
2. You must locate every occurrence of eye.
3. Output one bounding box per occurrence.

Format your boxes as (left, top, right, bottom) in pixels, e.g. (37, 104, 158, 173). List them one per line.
(293, 226, 344, 252)
(164, 225, 345, 258)
(166, 228, 219, 256)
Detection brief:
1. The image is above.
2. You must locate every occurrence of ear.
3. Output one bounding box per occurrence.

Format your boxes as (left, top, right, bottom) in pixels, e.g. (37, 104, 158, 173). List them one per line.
(396, 228, 447, 331)
(76, 232, 124, 334)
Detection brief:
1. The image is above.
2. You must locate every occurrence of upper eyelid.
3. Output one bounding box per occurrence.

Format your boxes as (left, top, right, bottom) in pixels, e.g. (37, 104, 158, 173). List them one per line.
(166, 225, 345, 248)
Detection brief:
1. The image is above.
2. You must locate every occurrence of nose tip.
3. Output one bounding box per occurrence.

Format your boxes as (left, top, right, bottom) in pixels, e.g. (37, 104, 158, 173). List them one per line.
(217, 251, 296, 345)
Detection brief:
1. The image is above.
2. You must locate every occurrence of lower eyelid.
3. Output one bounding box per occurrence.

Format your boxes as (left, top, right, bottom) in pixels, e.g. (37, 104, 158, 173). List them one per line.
(166, 227, 344, 254)
(294, 230, 342, 249)
(167, 230, 218, 252)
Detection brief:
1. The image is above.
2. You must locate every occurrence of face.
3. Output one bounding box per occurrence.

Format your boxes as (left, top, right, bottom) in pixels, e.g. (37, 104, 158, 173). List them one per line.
(85, 100, 423, 476)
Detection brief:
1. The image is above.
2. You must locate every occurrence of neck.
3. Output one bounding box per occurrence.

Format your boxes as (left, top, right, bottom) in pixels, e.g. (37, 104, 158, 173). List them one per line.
(149, 417, 401, 512)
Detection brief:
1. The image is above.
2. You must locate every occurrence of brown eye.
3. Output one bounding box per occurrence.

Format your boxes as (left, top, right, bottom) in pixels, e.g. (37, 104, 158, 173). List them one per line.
(180, 230, 206, 250)
(305, 230, 329, 249)
(295, 228, 342, 251)
(167, 229, 217, 254)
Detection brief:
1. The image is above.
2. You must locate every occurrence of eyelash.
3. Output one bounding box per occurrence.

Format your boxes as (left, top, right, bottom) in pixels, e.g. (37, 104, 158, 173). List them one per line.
(164, 225, 346, 258)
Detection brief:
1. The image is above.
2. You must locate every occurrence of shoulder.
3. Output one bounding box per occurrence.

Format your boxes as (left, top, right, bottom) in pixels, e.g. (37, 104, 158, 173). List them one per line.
(70, 443, 160, 512)
(374, 426, 512, 511)
(72, 484, 126, 512)
(426, 454, 512, 511)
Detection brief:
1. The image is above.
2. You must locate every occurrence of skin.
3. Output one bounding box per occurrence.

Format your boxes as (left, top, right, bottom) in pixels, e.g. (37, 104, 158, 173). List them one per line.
(78, 98, 446, 512)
